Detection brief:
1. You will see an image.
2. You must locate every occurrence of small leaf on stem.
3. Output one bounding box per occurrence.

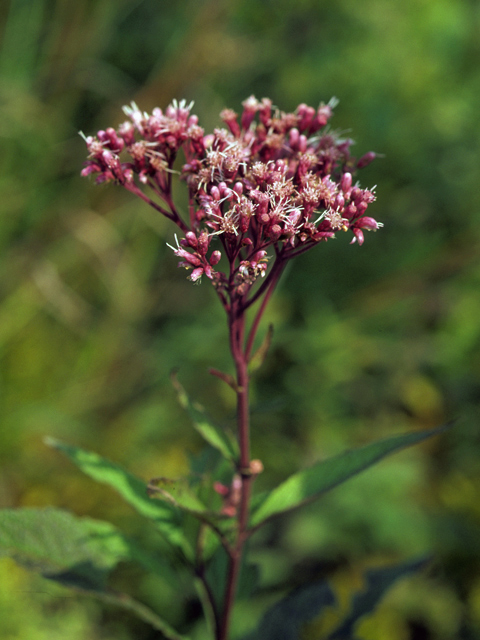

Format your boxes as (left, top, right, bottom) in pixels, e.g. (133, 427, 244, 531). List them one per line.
(209, 368, 238, 391)
(171, 373, 239, 463)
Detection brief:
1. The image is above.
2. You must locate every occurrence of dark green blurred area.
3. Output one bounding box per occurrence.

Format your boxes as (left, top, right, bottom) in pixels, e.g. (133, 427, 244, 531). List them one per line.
(1, 0, 480, 638)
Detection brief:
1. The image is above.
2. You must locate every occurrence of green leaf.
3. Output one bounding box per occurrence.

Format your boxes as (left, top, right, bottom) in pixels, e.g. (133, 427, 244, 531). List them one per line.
(0, 507, 132, 591)
(172, 374, 238, 463)
(0, 507, 190, 640)
(250, 423, 451, 528)
(242, 578, 336, 640)
(45, 437, 193, 559)
(327, 557, 429, 639)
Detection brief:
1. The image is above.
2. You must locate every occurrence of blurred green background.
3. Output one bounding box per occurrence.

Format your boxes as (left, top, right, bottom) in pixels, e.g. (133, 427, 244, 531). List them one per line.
(1, 0, 480, 638)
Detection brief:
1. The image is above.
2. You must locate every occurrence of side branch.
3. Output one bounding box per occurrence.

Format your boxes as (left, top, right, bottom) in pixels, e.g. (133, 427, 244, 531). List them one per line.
(124, 183, 189, 232)
(244, 258, 286, 362)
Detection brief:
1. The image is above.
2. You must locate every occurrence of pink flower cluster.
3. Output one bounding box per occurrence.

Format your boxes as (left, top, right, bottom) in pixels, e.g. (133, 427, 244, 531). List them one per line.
(82, 97, 382, 300)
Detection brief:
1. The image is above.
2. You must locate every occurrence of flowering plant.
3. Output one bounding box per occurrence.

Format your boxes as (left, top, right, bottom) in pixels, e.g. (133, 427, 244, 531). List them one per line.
(0, 96, 447, 640)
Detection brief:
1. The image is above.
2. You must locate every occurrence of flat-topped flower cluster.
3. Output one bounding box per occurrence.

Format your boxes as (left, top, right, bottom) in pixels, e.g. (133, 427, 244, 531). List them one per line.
(82, 97, 382, 302)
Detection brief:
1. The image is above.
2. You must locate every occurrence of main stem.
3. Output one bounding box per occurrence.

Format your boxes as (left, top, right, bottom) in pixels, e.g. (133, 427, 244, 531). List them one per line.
(218, 259, 286, 639)
(218, 305, 252, 640)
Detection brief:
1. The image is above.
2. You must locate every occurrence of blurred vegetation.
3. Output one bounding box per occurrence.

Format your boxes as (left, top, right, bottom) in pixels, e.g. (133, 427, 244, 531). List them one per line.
(0, 0, 480, 638)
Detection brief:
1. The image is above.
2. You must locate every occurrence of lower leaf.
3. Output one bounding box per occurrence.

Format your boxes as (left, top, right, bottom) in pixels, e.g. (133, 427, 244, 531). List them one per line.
(0, 507, 189, 640)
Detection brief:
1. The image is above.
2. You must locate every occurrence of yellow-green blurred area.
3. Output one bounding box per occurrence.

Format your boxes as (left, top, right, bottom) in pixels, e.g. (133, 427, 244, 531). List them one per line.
(1, 0, 479, 638)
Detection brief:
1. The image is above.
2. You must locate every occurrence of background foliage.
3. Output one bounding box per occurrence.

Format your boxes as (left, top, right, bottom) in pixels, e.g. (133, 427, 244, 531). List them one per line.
(1, 0, 479, 638)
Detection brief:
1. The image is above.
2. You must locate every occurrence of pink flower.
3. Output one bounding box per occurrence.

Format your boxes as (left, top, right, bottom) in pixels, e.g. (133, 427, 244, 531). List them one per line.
(82, 96, 382, 294)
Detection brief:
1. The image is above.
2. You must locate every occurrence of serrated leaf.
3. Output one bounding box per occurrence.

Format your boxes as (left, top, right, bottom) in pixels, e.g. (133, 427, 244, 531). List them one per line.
(0, 507, 138, 591)
(172, 375, 238, 463)
(0, 507, 190, 640)
(251, 423, 451, 528)
(242, 578, 336, 640)
(45, 437, 193, 559)
(327, 557, 429, 639)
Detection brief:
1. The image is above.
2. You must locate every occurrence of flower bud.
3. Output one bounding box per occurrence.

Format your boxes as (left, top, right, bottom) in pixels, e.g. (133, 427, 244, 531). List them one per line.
(80, 163, 100, 177)
(178, 249, 202, 266)
(220, 109, 241, 137)
(185, 231, 198, 248)
(105, 127, 124, 152)
(118, 121, 136, 146)
(258, 98, 272, 127)
(189, 267, 204, 282)
(341, 172, 352, 193)
(251, 250, 267, 263)
(356, 201, 368, 215)
(344, 203, 357, 219)
(350, 228, 365, 245)
(351, 186, 362, 203)
(334, 194, 345, 211)
(233, 182, 243, 196)
(289, 128, 299, 148)
(241, 95, 259, 130)
(359, 216, 382, 230)
(297, 104, 315, 131)
(268, 224, 282, 241)
(210, 250, 222, 265)
(203, 133, 215, 148)
(250, 190, 269, 215)
(101, 150, 117, 168)
(218, 182, 229, 198)
(315, 104, 332, 128)
(258, 212, 270, 225)
(357, 151, 376, 169)
(210, 186, 221, 201)
(203, 264, 214, 279)
(197, 231, 210, 255)
(239, 212, 251, 234)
